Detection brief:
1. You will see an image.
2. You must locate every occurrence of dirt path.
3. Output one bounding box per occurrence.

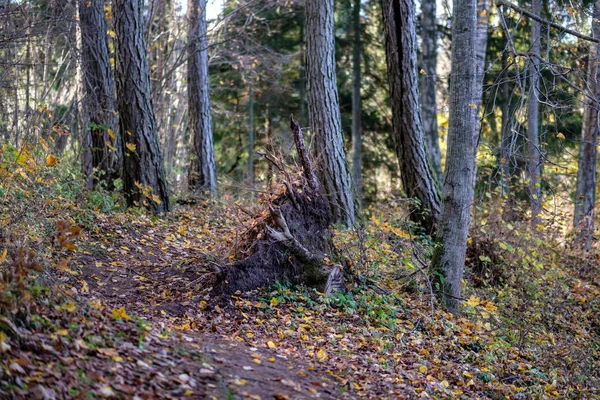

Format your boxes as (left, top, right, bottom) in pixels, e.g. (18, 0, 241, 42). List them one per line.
(44, 208, 350, 399)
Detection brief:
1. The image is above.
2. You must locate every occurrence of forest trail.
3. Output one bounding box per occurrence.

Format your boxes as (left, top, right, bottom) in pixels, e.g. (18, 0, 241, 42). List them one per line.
(13, 202, 347, 399)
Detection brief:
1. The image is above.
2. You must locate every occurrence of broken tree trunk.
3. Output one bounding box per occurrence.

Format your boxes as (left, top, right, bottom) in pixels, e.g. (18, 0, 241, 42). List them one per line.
(213, 116, 345, 297)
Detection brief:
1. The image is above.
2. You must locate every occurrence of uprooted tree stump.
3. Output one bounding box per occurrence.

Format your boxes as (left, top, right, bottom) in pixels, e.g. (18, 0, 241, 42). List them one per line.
(212, 116, 345, 297)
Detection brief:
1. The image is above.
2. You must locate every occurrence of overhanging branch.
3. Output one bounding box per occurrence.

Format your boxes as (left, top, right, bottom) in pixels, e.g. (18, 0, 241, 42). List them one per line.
(496, 0, 599, 43)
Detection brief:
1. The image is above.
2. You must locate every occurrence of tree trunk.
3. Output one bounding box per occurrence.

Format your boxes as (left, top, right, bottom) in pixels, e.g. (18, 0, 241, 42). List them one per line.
(114, 0, 170, 213)
(527, 0, 542, 224)
(188, 0, 217, 195)
(419, 0, 442, 183)
(381, 0, 441, 233)
(74, 0, 93, 189)
(499, 32, 512, 197)
(306, 0, 357, 227)
(351, 0, 363, 204)
(79, 0, 121, 188)
(430, 0, 479, 313)
(248, 83, 255, 187)
(574, 0, 600, 248)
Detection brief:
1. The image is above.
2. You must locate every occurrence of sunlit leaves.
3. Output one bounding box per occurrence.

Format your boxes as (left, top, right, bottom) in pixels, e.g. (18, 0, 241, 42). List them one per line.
(125, 142, 136, 152)
(45, 154, 59, 166)
(111, 306, 131, 321)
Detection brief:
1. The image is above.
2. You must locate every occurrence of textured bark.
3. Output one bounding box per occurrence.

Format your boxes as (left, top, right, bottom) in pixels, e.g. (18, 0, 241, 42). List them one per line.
(79, 0, 121, 188)
(306, 0, 357, 226)
(351, 0, 363, 203)
(114, 0, 170, 213)
(527, 0, 542, 224)
(431, 0, 479, 313)
(74, 0, 93, 189)
(381, 0, 441, 233)
(188, 0, 217, 195)
(419, 0, 442, 183)
(574, 1, 600, 247)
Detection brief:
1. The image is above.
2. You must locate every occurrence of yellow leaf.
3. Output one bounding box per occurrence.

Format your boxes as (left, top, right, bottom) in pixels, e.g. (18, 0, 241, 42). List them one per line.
(232, 378, 247, 386)
(60, 301, 77, 312)
(89, 300, 104, 311)
(111, 306, 131, 320)
(57, 329, 69, 336)
(419, 365, 427, 373)
(468, 103, 478, 109)
(441, 380, 450, 388)
(46, 154, 59, 166)
(80, 280, 89, 293)
(419, 69, 427, 75)
(466, 295, 481, 308)
(556, 132, 565, 140)
(126, 143, 136, 152)
(0, 248, 7, 264)
(107, 29, 116, 38)
(268, 357, 275, 362)
(107, 128, 115, 140)
(40, 137, 49, 153)
(270, 297, 279, 307)
(151, 194, 162, 205)
(266, 340, 276, 349)
(316, 348, 327, 360)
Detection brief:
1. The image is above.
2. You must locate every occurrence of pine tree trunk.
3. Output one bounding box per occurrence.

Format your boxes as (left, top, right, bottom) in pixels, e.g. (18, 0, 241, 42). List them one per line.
(574, 0, 600, 248)
(78, 0, 121, 188)
(419, 0, 442, 183)
(381, 0, 441, 233)
(114, 0, 170, 213)
(306, 0, 357, 226)
(527, 0, 542, 224)
(351, 0, 363, 204)
(431, 0, 478, 314)
(188, 0, 217, 195)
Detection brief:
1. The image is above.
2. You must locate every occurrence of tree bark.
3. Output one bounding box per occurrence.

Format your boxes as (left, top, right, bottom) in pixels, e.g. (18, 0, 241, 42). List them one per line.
(381, 0, 441, 233)
(351, 0, 363, 204)
(419, 0, 442, 183)
(188, 0, 217, 195)
(527, 0, 542, 224)
(78, 0, 121, 188)
(430, 0, 479, 313)
(114, 0, 170, 213)
(574, 0, 600, 248)
(306, 0, 357, 226)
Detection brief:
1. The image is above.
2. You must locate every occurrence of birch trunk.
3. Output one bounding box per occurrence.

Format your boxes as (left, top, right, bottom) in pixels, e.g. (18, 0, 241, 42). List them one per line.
(381, 0, 441, 233)
(420, 0, 442, 183)
(306, 0, 357, 226)
(431, 0, 479, 313)
(114, 0, 170, 213)
(188, 0, 217, 195)
(527, 0, 542, 224)
(574, 0, 600, 248)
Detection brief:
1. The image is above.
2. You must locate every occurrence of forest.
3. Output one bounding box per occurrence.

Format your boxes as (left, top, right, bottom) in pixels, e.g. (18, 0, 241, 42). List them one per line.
(0, 0, 599, 398)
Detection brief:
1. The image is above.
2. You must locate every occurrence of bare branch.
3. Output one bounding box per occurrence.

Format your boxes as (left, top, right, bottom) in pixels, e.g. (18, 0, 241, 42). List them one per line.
(496, 0, 599, 43)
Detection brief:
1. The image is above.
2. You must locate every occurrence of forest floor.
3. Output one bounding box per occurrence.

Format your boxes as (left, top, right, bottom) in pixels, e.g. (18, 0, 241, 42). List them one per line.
(0, 169, 599, 398)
